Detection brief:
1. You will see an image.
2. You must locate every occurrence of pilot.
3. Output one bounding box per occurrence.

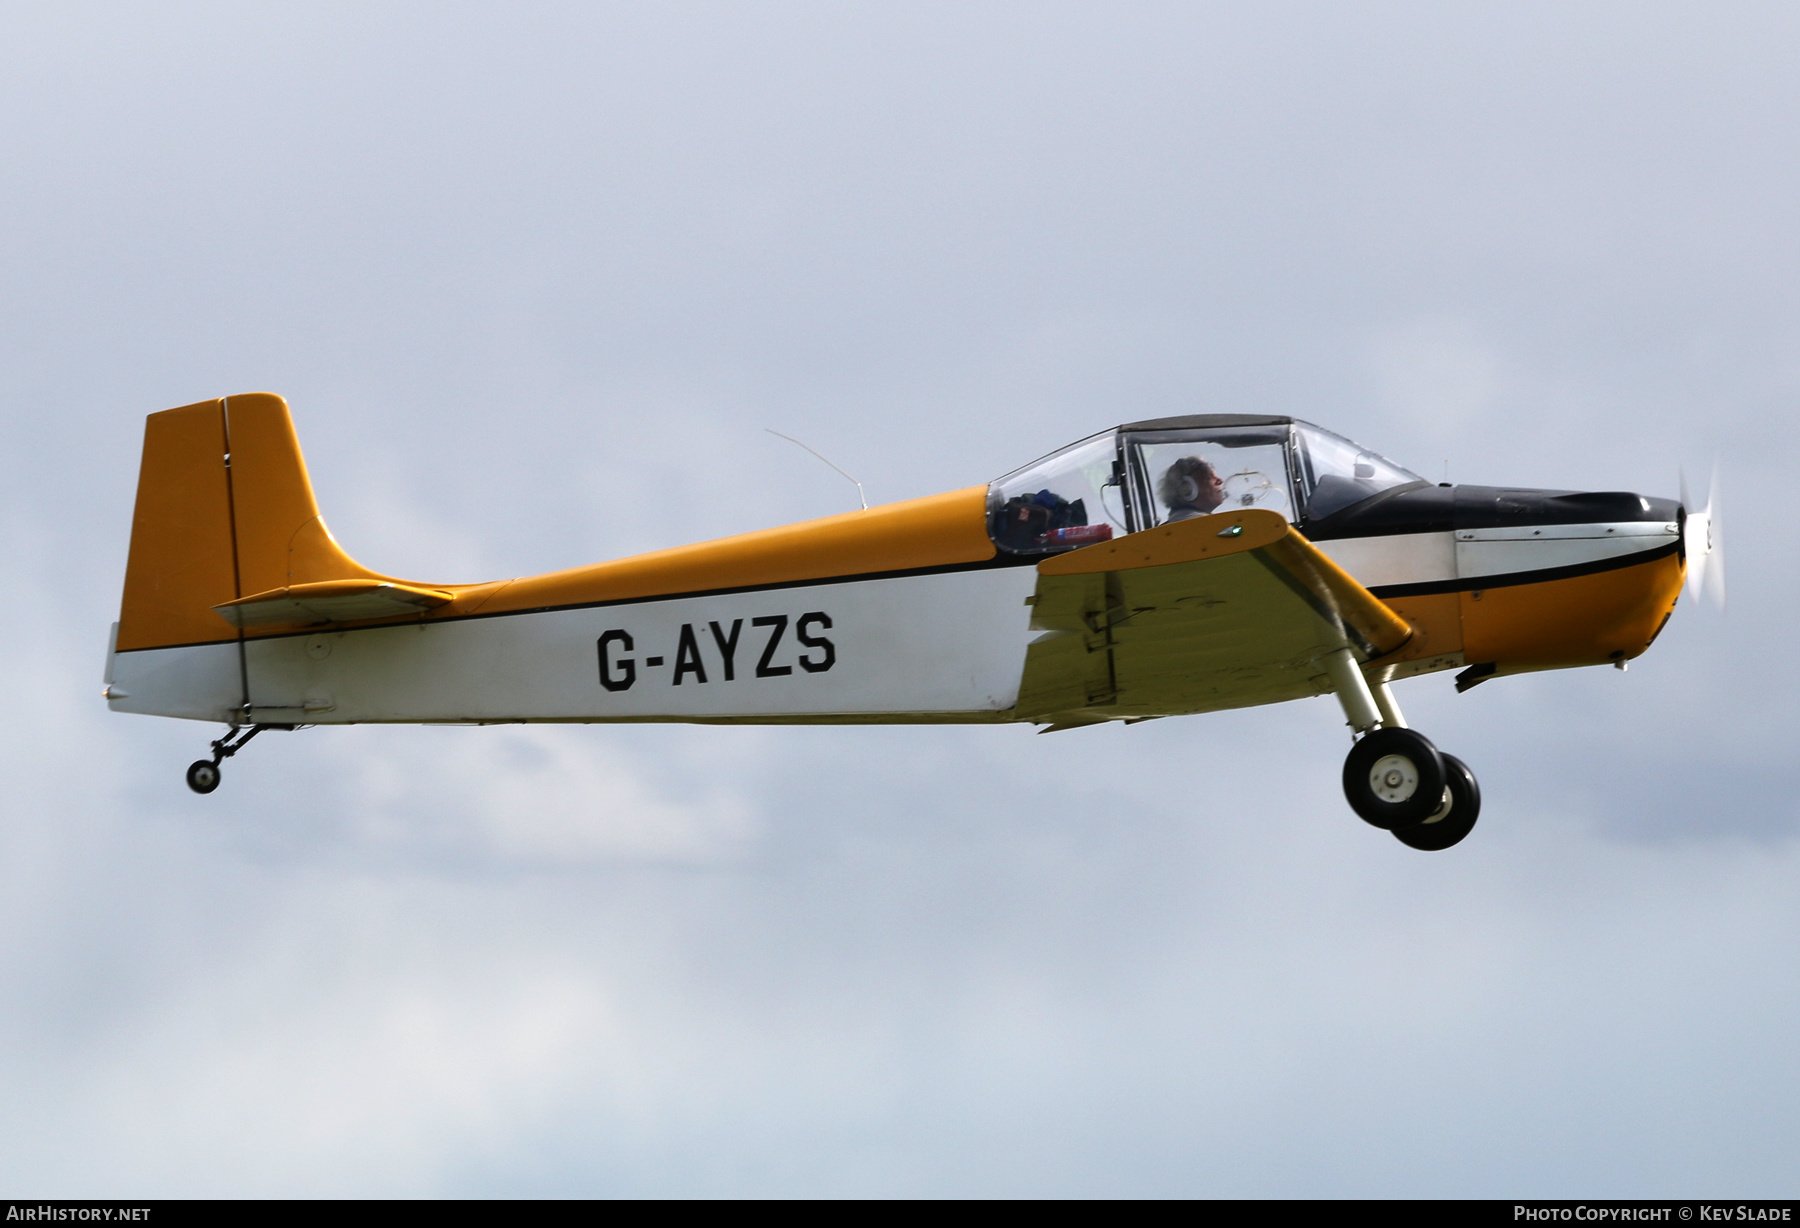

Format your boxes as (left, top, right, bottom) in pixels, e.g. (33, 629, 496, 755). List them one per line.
(1158, 456, 1225, 522)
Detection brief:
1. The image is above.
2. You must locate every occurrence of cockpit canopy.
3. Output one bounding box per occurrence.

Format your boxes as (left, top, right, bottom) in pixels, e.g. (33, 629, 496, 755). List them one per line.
(987, 415, 1424, 554)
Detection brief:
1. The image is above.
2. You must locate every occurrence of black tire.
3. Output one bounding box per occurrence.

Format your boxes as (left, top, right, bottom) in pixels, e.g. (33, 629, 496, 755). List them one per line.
(1393, 754, 1480, 851)
(1343, 727, 1447, 829)
(186, 760, 221, 794)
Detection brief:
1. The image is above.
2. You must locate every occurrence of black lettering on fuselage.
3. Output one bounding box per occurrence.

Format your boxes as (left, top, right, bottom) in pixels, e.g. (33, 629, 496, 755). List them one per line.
(795, 611, 835, 673)
(751, 615, 793, 677)
(598, 630, 635, 692)
(598, 612, 834, 690)
(673, 623, 708, 684)
(709, 619, 743, 681)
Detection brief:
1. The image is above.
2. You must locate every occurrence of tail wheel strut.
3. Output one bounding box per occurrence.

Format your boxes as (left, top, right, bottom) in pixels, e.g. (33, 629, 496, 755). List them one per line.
(185, 723, 293, 794)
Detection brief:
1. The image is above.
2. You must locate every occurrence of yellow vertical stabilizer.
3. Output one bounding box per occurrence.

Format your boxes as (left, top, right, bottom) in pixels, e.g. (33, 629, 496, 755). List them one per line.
(116, 394, 382, 652)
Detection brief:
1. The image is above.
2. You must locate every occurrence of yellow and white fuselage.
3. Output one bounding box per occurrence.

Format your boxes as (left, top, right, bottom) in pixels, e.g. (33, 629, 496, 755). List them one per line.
(106, 395, 1688, 841)
(114, 486, 1038, 726)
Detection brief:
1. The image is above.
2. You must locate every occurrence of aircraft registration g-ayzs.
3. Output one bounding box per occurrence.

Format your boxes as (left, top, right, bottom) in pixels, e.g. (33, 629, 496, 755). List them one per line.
(105, 394, 1718, 851)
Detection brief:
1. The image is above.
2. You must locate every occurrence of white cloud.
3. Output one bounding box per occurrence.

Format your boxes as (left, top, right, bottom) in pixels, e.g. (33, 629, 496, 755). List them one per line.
(341, 726, 758, 867)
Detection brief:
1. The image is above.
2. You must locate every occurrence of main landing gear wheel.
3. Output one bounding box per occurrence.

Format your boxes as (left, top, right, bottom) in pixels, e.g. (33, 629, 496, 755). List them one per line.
(1392, 753, 1481, 851)
(1342, 726, 1448, 830)
(186, 760, 221, 794)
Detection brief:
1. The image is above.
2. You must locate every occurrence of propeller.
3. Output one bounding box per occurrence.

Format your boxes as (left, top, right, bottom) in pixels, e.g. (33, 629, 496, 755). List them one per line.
(1679, 463, 1725, 611)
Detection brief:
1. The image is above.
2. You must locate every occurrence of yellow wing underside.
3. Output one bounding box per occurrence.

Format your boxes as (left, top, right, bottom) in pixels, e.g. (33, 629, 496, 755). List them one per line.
(1016, 509, 1412, 728)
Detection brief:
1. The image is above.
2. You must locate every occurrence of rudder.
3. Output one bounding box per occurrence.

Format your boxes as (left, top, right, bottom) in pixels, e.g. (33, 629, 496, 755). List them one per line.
(116, 393, 380, 653)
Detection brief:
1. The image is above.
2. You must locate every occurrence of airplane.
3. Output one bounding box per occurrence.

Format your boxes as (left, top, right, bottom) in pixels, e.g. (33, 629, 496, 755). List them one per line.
(104, 393, 1717, 851)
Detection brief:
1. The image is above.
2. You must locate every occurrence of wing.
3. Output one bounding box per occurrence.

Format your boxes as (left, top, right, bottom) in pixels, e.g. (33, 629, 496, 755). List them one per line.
(1016, 509, 1413, 727)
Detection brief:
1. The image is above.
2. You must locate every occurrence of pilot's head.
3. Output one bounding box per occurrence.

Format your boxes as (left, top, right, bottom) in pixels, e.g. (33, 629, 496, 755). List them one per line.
(1159, 456, 1224, 517)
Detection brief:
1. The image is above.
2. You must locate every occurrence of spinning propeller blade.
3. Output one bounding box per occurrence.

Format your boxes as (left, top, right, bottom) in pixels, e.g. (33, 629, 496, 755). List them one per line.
(1680, 463, 1725, 611)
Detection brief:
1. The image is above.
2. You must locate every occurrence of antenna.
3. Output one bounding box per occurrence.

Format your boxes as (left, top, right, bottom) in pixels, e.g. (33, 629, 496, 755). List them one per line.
(765, 429, 868, 510)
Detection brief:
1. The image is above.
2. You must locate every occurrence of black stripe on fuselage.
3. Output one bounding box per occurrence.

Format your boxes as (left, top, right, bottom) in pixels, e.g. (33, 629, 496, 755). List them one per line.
(1367, 538, 1679, 599)
(1302, 483, 1679, 542)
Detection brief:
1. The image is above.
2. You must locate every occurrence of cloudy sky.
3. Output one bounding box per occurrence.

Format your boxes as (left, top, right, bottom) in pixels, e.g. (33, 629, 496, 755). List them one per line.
(1, 1, 1794, 1196)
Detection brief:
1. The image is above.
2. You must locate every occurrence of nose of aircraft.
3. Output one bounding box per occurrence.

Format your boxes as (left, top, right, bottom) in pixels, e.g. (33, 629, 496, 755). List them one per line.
(1448, 486, 1680, 584)
(1446, 483, 1685, 678)
(1300, 476, 1689, 685)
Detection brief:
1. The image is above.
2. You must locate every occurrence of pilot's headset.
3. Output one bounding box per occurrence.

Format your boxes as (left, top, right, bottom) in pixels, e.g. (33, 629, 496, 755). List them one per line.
(1161, 457, 1215, 508)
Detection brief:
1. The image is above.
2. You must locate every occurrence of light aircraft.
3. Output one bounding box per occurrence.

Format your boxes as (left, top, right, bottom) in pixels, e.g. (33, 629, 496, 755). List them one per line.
(105, 394, 1718, 851)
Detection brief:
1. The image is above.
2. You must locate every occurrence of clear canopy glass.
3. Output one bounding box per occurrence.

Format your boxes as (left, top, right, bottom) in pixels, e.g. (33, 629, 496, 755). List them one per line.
(1291, 424, 1424, 521)
(986, 419, 1424, 554)
(987, 431, 1128, 554)
(1126, 425, 1297, 526)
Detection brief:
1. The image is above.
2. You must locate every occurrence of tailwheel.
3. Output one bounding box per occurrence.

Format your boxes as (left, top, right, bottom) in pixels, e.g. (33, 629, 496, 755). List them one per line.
(1342, 726, 1447, 830)
(1392, 753, 1480, 851)
(182, 723, 292, 794)
(186, 760, 222, 794)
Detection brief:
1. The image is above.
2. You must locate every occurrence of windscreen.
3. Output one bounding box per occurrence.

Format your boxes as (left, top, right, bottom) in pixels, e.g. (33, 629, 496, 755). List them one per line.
(1126, 425, 1297, 525)
(1293, 423, 1424, 520)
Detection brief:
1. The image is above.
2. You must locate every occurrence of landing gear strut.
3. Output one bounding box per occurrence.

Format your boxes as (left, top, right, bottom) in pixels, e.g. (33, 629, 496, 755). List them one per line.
(185, 723, 291, 794)
(1325, 648, 1481, 851)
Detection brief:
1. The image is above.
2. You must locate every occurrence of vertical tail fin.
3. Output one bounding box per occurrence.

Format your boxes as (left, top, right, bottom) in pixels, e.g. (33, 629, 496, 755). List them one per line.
(116, 393, 379, 652)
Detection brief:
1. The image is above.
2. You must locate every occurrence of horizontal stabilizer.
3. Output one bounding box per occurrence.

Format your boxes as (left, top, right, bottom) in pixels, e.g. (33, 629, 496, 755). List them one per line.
(212, 579, 453, 629)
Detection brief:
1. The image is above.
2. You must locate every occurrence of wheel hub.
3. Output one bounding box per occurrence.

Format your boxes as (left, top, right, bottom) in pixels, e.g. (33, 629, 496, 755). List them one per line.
(1368, 754, 1419, 803)
(1419, 787, 1454, 825)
